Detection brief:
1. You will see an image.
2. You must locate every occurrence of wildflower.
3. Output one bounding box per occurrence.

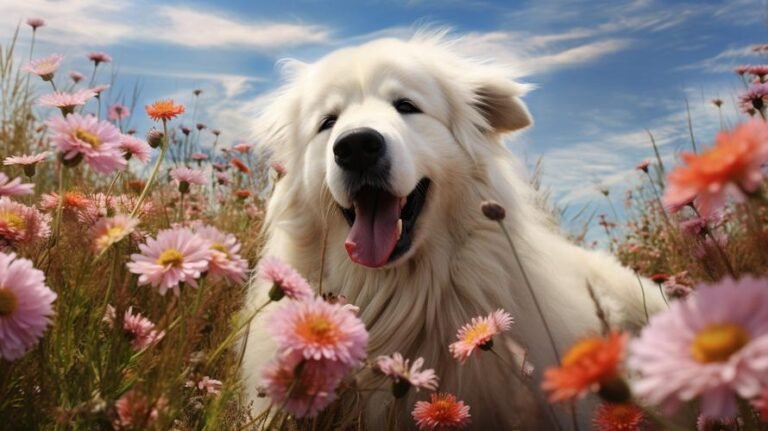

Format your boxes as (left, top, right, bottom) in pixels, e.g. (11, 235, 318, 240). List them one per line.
(375, 353, 439, 397)
(663, 120, 768, 216)
(739, 83, 768, 112)
(87, 51, 112, 65)
(146, 129, 164, 148)
(69, 71, 84, 83)
(649, 273, 669, 284)
(91, 215, 139, 254)
(180, 126, 191, 136)
(0, 173, 33, 197)
(23, 54, 63, 81)
(542, 331, 628, 403)
(0, 198, 51, 247)
(747, 65, 768, 81)
(679, 217, 708, 237)
(234, 189, 250, 200)
(629, 277, 768, 418)
(122, 306, 165, 351)
(108, 103, 130, 121)
(735, 65, 749, 76)
(39, 191, 90, 214)
(245, 203, 263, 219)
(114, 390, 164, 429)
(412, 393, 471, 430)
(4, 152, 50, 177)
(26, 18, 45, 30)
(0, 252, 56, 360)
(233, 142, 252, 153)
(190, 376, 223, 395)
(196, 123, 206, 131)
(449, 309, 513, 363)
(257, 256, 313, 301)
(635, 159, 651, 173)
(212, 162, 226, 172)
(190, 152, 208, 161)
(663, 271, 694, 299)
(753, 389, 768, 422)
(271, 161, 287, 178)
(193, 224, 248, 284)
(46, 113, 127, 174)
(127, 227, 212, 296)
(91, 84, 110, 96)
(480, 200, 505, 221)
(119, 135, 151, 163)
(170, 167, 205, 194)
(711, 98, 723, 108)
(262, 353, 347, 418)
(145, 100, 185, 122)
(592, 403, 644, 431)
(215, 172, 231, 186)
(38, 89, 96, 114)
(269, 296, 368, 366)
(231, 158, 250, 174)
(211, 129, 221, 136)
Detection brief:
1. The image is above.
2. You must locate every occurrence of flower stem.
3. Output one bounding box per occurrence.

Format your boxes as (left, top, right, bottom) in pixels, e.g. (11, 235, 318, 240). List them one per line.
(206, 299, 271, 369)
(130, 119, 169, 217)
(633, 271, 649, 323)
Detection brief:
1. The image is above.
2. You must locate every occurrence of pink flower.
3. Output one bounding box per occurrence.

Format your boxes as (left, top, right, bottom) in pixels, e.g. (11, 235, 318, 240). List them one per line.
(4, 152, 50, 177)
(114, 390, 164, 429)
(412, 393, 471, 430)
(747, 65, 768, 80)
(127, 228, 212, 296)
(257, 256, 313, 301)
(91, 84, 110, 96)
(119, 135, 151, 163)
(271, 161, 287, 178)
(122, 306, 165, 351)
(88, 51, 112, 65)
(268, 296, 368, 366)
(0, 173, 33, 197)
(69, 71, 84, 83)
(261, 353, 348, 418)
(0, 252, 56, 360)
(46, 113, 127, 174)
(0, 198, 51, 248)
(449, 309, 514, 363)
(233, 142, 252, 153)
(193, 224, 248, 284)
(753, 389, 768, 422)
(635, 159, 651, 172)
(194, 376, 223, 395)
(23, 54, 63, 81)
(190, 152, 208, 161)
(629, 277, 768, 419)
(375, 353, 439, 395)
(215, 172, 231, 186)
(90, 215, 139, 254)
(26, 18, 45, 30)
(739, 83, 768, 113)
(108, 103, 131, 121)
(170, 167, 205, 186)
(39, 89, 96, 113)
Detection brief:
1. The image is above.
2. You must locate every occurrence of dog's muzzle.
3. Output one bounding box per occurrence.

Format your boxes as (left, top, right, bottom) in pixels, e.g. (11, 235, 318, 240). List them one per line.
(333, 127, 387, 174)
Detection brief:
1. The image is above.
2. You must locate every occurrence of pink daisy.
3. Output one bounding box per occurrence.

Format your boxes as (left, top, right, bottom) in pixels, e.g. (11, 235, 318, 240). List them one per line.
(268, 296, 368, 366)
(190, 152, 209, 161)
(629, 277, 768, 418)
(0, 252, 56, 360)
(449, 309, 514, 363)
(212, 162, 226, 172)
(193, 224, 248, 284)
(170, 167, 205, 187)
(412, 393, 471, 430)
(88, 51, 112, 65)
(233, 142, 252, 153)
(747, 65, 768, 80)
(127, 227, 212, 296)
(107, 103, 130, 121)
(215, 172, 231, 186)
(271, 161, 287, 178)
(90, 214, 139, 254)
(122, 306, 165, 351)
(0, 173, 33, 197)
(375, 352, 439, 396)
(739, 83, 768, 113)
(46, 113, 127, 174)
(91, 84, 110, 96)
(4, 151, 50, 177)
(119, 135, 151, 163)
(189, 376, 223, 395)
(23, 53, 63, 81)
(114, 390, 164, 429)
(0, 198, 51, 248)
(26, 18, 45, 30)
(261, 353, 348, 418)
(257, 256, 313, 301)
(69, 71, 84, 84)
(39, 89, 96, 114)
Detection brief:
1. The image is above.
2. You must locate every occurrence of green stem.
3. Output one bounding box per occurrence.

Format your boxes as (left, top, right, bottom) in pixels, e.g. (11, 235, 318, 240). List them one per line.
(634, 271, 649, 323)
(52, 163, 66, 241)
(130, 119, 168, 217)
(206, 299, 271, 368)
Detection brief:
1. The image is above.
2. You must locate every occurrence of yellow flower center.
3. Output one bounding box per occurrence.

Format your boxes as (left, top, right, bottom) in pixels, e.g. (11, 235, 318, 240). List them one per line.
(462, 321, 490, 344)
(297, 315, 336, 345)
(562, 338, 603, 367)
(157, 248, 184, 268)
(0, 212, 25, 230)
(691, 323, 750, 363)
(211, 242, 230, 257)
(96, 226, 127, 251)
(75, 129, 101, 149)
(0, 287, 18, 316)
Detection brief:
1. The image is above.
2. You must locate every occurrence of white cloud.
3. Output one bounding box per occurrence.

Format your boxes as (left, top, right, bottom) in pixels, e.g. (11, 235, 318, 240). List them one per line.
(679, 46, 757, 73)
(118, 66, 265, 98)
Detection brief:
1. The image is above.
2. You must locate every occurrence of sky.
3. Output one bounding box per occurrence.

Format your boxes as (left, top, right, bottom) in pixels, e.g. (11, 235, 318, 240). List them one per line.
(1, 0, 766, 235)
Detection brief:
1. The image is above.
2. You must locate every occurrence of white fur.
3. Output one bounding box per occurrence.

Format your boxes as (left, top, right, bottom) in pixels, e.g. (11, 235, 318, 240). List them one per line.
(242, 33, 665, 429)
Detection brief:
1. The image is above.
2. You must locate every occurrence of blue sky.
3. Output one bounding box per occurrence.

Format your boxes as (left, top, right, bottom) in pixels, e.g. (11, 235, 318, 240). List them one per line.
(1, 0, 765, 233)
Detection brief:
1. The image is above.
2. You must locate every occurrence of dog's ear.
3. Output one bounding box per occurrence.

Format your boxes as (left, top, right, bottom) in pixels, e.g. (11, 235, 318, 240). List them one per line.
(472, 78, 532, 133)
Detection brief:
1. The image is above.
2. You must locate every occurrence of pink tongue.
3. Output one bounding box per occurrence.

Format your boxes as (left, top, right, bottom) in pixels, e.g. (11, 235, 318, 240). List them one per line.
(345, 189, 400, 268)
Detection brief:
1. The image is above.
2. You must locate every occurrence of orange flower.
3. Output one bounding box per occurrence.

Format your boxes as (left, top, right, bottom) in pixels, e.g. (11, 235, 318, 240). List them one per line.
(663, 119, 768, 216)
(541, 331, 627, 402)
(230, 158, 251, 174)
(412, 393, 471, 430)
(145, 100, 185, 122)
(234, 189, 251, 199)
(592, 403, 644, 431)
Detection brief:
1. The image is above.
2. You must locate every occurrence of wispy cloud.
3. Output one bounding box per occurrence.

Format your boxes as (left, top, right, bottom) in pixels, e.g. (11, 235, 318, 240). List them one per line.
(679, 46, 757, 73)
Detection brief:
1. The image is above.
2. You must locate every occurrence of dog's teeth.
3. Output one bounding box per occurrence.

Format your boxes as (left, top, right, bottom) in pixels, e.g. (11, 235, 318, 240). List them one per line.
(396, 219, 403, 240)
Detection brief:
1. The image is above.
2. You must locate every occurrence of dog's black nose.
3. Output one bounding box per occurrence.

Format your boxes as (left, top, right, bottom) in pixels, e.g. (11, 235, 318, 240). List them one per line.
(333, 127, 386, 171)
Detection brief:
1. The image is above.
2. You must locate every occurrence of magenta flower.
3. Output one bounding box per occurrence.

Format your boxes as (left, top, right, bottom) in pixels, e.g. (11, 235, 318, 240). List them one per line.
(26, 18, 45, 30)
(107, 103, 130, 121)
(38, 89, 96, 113)
(23, 54, 63, 81)
(257, 256, 313, 301)
(193, 224, 248, 284)
(0, 252, 56, 360)
(88, 51, 112, 65)
(0, 197, 51, 248)
(122, 306, 165, 351)
(268, 296, 368, 366)
(127, 227, 212, 296)
(0, 173, 33, 197)
(629, 277, 768, 419)
(46, 113, 127, 174)
(119, 135, 151, 163)
(449, 309, 514, 363)
(69, 71, 84, 84)
(375, 353, 439, 395)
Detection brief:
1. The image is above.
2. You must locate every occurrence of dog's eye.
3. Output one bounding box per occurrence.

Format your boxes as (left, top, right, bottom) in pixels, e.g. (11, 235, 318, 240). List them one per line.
(318, 115, 337, 133)
(394, 98, 421, 114)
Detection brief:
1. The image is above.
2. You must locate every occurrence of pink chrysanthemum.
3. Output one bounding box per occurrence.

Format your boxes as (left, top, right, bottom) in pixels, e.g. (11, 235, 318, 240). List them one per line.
(3, 152, 49, 167)
(47, 113, 127, 174)
(215, 172, 231, 186)
(232, 142, 252, 153)
(0, 252, 56, 360)
(739, 83, 768, 113)
(268, 296, 368, 366)
(39, 89, 96, 112)
(170, 167, 205, 186)
(69, 71, 84, 83)
(449, 309, 514, 363)
(375, 352, 439, 394)
(193, 224, 248, 284)
(23, 54, 63, 81)
(747, 65, 768, 80)
(88, 51, 112, 65)
(0, 198, 51, 248)
(127, 228, 212, 296)
(190, 376, 223, 395)
(91, 84, 110, 95)
(108, 103, 130, 121)
(629, 277, 768, 418)
(90, 215, 139, 254)
(114, 390, 164, 429)
(0, 173, 33, 197)
(412, 393, 471, 430)
(119, 135, 151, 163)
(257, 256, 313, 301)
(122, 306, 165, 351)
(26, 18, 45, 30)
(190, 152, 209, 161)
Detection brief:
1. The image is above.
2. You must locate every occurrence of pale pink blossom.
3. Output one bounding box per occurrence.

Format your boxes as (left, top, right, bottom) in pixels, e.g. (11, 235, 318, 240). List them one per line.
(88, 51, 112, 65)
(90, 215, 139, 254)
(233, 142, 252, 153)
(257, 256, 313, 301)
(114, 390, 164, 429)
(107, 103, 130, 121)
(0, 173, 33, 197)
(4, 152, 50, 178)
(46, 113, 126, 174)
(38, 89, 96, 112)
(0, 198, 51, 248)
(449, 309, 514, 363)
(119, 135, 151, 163)
(193, 224, 248, 284)
(26, 18, 45, 30)
(23, 54, 63, 81)
(69, 71, 84, 83)
(170, 167, 205, 186)
(122, 306, 165, 351)
(375, 353, 439, 394)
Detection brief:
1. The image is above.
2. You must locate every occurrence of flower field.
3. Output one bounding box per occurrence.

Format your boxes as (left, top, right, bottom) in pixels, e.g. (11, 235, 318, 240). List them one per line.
(2, 17, 768, 431)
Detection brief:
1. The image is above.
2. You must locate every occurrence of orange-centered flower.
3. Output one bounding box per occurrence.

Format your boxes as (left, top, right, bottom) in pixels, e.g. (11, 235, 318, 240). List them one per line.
(592, 402, 644, 431)
(145, 100, 185, 122)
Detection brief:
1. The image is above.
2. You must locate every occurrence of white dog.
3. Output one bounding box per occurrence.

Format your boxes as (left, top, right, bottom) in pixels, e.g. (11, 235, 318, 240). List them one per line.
(242, 32, 665, 429)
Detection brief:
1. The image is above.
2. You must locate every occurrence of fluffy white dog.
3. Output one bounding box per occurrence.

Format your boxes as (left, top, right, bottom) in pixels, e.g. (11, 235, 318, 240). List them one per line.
(242, 33, 665, 429)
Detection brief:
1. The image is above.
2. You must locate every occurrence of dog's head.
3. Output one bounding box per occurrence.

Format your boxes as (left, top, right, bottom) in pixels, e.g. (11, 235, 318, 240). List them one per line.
(260, 35, 532, 268)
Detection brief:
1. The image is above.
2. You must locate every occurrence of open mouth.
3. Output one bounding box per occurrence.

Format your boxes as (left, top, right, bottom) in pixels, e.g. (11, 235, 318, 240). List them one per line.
(340, 178, 430, 268)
